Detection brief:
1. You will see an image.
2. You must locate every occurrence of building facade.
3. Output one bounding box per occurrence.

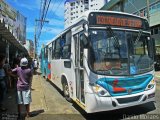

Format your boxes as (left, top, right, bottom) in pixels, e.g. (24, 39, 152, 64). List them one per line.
(89, 0, 107, 10)
(64, 0, 107, 28)
(0, 0, 26, 43)
(24, 39, 34, 58)
(0, 0, 27, 61)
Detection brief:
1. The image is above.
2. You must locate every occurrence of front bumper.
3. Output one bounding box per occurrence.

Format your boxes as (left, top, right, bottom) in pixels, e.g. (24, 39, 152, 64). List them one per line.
(85, 85, 156, 113)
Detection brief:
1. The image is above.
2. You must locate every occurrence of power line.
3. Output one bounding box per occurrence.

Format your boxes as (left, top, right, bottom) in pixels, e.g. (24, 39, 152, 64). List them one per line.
(46, 0, 58, 18)
(37, 0, 51, 40)
(36, 0, 64, 41)
(38, 0, 51, 39)
(51, 0, 65, 16)
(128, 0, 140, 15)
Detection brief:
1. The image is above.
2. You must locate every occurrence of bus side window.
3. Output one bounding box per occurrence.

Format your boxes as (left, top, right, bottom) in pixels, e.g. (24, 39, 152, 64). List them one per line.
(80, 33, 84, 67)
(52, 41, 55, 59)
(62, 31, 71, 59)
(44, 47, 48, 58)
(48, 47, 52, 62)
(55, 38, 61, 59)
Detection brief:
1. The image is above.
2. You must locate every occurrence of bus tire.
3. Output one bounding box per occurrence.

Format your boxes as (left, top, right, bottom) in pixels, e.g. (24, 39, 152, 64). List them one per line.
(62, 81, 72, 102)
(44, 68, 47, 79)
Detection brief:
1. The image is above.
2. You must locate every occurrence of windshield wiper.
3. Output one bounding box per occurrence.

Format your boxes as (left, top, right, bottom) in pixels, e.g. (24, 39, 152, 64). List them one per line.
(106, 26, 120, 49)
(134, 30, 142, 45)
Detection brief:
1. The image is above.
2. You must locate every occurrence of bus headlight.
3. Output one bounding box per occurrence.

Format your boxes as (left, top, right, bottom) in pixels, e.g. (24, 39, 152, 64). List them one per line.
(93, 85, 110, 97)
(145, 79, 155, 91)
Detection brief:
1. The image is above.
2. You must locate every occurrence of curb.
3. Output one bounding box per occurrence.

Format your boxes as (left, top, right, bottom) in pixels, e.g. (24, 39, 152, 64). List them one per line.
(39, 75, 48, 111)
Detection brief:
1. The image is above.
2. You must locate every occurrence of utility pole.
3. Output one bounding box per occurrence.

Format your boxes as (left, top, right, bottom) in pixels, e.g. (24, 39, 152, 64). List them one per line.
(34, 19, 49, 59)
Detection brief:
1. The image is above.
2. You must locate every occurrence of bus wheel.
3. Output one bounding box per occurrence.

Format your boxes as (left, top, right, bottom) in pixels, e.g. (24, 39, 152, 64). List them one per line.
(62, 82, 72, 102)
(44, 69, 47, 80)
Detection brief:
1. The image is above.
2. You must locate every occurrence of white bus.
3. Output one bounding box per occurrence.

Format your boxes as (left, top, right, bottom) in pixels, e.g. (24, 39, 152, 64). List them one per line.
(42, 10, 156, 113)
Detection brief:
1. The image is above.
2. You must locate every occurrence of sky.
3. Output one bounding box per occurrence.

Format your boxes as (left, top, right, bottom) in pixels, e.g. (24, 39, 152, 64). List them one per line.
(5, 0, 65, 54)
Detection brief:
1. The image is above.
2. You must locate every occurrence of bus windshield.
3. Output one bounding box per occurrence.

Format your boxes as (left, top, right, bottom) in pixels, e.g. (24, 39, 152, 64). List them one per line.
(89, 29, 154, 76)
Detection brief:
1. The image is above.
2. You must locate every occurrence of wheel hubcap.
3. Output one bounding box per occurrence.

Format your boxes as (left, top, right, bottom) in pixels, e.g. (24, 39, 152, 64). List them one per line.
(64, 85, 69, 96)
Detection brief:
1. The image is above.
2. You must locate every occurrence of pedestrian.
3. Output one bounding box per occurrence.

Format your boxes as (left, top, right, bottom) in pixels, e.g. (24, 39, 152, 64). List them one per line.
(3, 59, 11, 89)
(0, 54, 7, 112)
(11, 55, 21, 88)
(11, 57, 32, 118)
(12, 55, 21, 68)
(33, 59, 38, 74)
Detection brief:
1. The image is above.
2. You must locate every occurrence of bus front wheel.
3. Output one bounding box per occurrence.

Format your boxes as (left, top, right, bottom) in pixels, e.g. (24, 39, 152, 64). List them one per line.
(62, 81, 72, 102)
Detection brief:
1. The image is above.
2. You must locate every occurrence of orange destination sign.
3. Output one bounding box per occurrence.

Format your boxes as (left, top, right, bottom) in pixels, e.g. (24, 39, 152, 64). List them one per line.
(96, 15, 142, 28)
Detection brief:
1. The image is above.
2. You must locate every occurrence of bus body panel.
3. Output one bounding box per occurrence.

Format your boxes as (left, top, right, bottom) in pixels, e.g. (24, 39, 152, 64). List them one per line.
(51, 58, 76, 99)
(51, 59, 63, 89)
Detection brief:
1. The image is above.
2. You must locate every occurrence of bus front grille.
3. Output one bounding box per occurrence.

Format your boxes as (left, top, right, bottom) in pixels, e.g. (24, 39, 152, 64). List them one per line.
(116, 95, 142, 104)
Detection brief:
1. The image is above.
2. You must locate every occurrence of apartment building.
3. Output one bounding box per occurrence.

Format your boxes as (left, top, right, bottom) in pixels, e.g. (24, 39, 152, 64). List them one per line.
(64, 0, 107, 28)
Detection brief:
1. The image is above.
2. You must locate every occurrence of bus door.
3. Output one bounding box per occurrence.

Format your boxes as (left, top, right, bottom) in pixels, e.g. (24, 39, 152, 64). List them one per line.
(74, 33, 85, 104)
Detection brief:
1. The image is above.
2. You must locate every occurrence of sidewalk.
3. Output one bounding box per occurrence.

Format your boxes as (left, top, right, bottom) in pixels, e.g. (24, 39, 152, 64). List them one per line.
(0, 71, 47, 120)
(155, 71, 160, 84)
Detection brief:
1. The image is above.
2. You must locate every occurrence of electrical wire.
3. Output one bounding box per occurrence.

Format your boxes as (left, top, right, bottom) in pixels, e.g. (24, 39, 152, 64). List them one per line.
(37, 0, 51, 40)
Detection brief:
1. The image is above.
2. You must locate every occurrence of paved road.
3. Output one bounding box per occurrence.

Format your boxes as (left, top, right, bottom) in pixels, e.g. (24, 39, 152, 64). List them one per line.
(28, 73, 160, 120)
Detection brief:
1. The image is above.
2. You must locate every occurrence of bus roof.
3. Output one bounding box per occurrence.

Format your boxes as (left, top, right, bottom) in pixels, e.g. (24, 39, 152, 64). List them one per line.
(46, 10, 148, 46)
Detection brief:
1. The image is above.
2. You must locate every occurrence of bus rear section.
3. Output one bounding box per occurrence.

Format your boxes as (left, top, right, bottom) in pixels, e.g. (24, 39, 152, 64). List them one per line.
(41, 46, 51, 79)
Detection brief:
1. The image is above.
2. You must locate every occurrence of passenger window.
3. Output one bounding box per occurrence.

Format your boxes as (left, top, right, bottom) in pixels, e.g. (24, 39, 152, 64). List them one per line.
(52, 41, 55, 59)
(54, 39, 61, 59)
(61, 31, 71, 59)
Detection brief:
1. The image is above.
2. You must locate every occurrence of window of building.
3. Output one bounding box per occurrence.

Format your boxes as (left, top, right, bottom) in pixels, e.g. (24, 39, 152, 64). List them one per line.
(154, 28, 158, 34)
(84, 0, 88, 4)
(124, 0, 129, 8)
(151, 29, 153, 35)
(143, 8, 147, 16)
(150, 4, 157, 14)
(157, 3, 160, 9)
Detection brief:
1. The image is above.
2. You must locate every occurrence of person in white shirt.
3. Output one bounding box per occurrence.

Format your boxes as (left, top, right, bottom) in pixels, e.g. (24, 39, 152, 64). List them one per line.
(33, 59, 38, 69)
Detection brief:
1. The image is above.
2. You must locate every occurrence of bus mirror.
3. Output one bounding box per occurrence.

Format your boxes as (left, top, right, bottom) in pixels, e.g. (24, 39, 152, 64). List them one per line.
(80, 33, 89, 48)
